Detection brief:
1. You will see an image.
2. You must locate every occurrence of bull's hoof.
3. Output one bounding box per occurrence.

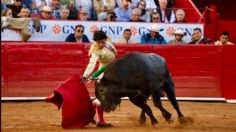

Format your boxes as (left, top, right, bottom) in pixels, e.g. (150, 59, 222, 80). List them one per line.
(178, 116, 193, 125)
(166, 118, 174, 124)
(163, 112, 172, 121)
(152, 123, 161, 128)
(139, 119, 146, 126)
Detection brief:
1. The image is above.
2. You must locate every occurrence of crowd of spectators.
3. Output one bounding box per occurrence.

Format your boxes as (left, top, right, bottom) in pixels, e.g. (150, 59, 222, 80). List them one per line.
(1, 0, 185, 22)
(1, 0, 234, 44)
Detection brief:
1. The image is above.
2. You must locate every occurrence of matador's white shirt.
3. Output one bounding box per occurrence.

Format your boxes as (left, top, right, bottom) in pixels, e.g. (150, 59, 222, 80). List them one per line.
(83, 40, 116, 78)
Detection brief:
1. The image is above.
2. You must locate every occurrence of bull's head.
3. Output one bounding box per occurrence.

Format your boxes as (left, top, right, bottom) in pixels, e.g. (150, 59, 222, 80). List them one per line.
(95, 77, 121, 112)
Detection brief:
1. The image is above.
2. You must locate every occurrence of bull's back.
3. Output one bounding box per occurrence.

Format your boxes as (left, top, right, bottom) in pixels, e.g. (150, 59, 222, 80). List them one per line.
(104, 52, 167, 82)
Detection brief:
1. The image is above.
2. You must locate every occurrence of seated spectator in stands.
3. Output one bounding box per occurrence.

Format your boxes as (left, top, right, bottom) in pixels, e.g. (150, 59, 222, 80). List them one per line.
(49, 0, 61, 19)
(65, 25, 90, 43)
(168, 29, 187, 44)
(141, 24, 167, 44)
(1, 8, 41, 42)
(189, 28, 212, 44)
(155, 0, 175, 9)
(174, 9, 187, 23)
(74, 0, 96, 20)
(156, 0, 176, 23)
(106, 11, 117, 21)
(1, 8, 13, 18)
(115, 0, 132, 22)
(143, 0, 157, 14)
(94, 0, 115, 21)
(39, 6, 56, 20)
(78, 9, 89, 21)
(59, 7, 69, 20)
(214, 31, 233, 45)
(116, 0, 139, 9)
(129, 8, 145, 22)
(151, 13, 161, 22)
(137, 0, 151, 22)
(6, 0, 23, 18)
(17, 6, 30, 18)
(116, 29, 135, 44)
(31, 0, 47, 14)
(21, 0, 32, 11)
(66, 0, 79, 20)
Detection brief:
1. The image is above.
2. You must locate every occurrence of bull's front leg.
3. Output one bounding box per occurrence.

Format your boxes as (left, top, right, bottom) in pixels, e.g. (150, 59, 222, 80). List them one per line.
(139, 110, 146, 125)
(129, 96, 158, 126)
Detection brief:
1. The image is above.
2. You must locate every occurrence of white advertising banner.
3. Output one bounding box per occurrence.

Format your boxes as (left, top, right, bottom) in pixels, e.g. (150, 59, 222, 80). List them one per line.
(1, 20, 203, 43)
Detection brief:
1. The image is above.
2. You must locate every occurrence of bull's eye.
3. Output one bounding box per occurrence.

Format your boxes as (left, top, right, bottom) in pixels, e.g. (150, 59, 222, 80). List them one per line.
(99, 89, 105, 93)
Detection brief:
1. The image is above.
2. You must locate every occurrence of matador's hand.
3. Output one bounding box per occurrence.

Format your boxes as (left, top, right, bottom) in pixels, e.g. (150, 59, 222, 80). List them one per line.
(80, 76, 87, 83)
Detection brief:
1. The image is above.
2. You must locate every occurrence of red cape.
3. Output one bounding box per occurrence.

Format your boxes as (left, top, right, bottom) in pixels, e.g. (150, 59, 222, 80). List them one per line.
(45, 75, 95, 129)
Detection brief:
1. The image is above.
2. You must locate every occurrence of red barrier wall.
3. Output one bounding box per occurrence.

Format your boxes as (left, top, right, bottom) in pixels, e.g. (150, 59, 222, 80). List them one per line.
(222, 45, 236, 100)
(1, 42, 236, 100)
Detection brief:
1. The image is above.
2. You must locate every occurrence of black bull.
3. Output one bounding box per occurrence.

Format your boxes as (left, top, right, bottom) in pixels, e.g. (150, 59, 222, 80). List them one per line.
(95, 52, 186, 125)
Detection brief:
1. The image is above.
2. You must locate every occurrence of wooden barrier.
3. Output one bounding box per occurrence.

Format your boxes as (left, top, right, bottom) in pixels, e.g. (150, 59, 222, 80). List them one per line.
(1, 42, 236, 101)
(222, 45, 236, 102)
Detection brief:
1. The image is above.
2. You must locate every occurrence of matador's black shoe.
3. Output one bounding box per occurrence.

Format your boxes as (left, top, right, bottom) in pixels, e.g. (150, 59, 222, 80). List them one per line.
(96, 122, 113, 128)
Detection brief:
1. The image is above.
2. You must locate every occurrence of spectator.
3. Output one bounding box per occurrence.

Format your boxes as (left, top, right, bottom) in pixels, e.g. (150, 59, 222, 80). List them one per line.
(137, 0, 151, 22)
(59, 7, 69, 20)
(31, 0, 47, 14)
(6, 0, 23, 18)
(156, 0, 176, 23)
(214, 31, 233, 45)
(66, 0, 79, 20)
(17, 6, 30, 18)
(106, 11, 117, 21)
(168, 29, 187, 44)
(155, 0, 175, 9)
(189, 28, 212, 44)
(21, 0, 32, 11)
(65, 25, 90, 43)
(1, 8, 41, 42)
(49, 0, 61, 19)
(115, 0, 132, 22)
(74, 0, 96, 20)
(1, 8, 13, 17)
(39, 6, 56, 20)
(116, 0, 139, 9)
(129, 8, 145, 22)
(116, 29, 135, 44)
(94, 0, 115, 21)
(174, 9, 187, 23)
(141, 24, 167, 44)
(78, 8, 89, 21)
(144, 0, 157, 14)
(151, 13, 161, 22)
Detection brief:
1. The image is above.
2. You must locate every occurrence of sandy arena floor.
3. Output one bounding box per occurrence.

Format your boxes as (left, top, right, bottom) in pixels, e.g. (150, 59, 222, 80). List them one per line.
(1, 100, 236, 132)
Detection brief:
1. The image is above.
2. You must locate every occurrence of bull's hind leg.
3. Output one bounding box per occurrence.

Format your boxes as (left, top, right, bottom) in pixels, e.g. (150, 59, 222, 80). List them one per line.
(151, 83, 173, 123)
(129, 96, 158, 125)
(163, 75, 185, 124)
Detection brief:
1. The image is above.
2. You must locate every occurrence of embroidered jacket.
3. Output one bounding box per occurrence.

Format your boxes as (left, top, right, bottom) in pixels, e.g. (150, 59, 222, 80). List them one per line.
(83, 40, 116, 78)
